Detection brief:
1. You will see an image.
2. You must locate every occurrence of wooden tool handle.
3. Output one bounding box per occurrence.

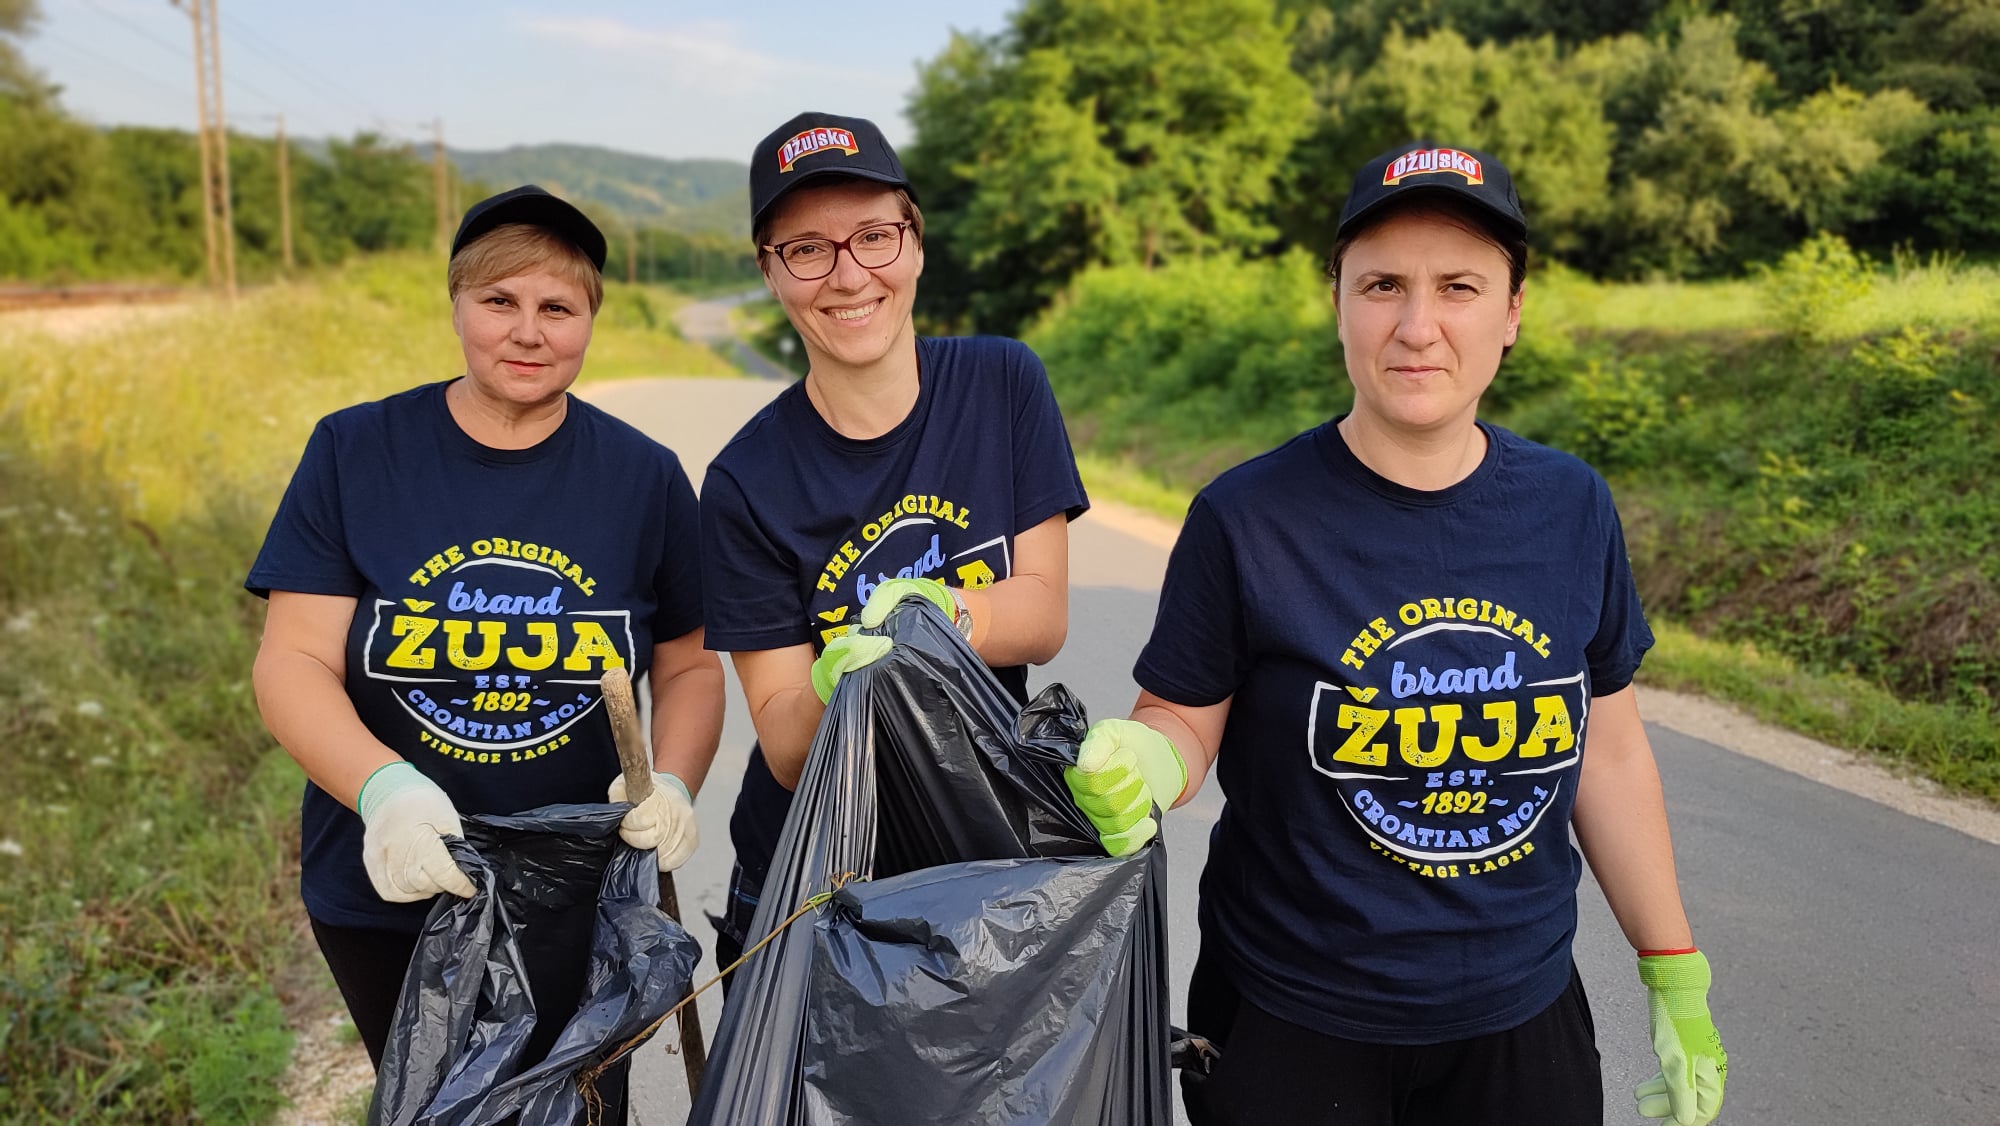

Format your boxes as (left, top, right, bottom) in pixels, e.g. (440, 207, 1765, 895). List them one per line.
(599, 667, 707, 1096)
(601, 667, 653, 803)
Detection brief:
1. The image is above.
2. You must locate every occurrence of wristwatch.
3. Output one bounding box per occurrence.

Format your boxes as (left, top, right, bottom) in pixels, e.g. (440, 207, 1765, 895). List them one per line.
(946, 584, 974, 640)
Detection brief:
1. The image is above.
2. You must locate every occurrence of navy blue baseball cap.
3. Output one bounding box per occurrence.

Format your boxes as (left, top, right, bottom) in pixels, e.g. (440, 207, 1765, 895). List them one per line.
(450, 185, 607, 271)
(749, 112, 916, 233)
(1336, 141, 1526, 241)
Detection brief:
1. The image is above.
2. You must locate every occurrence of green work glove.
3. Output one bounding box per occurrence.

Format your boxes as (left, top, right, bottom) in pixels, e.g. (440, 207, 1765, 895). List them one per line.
(1063, 719, 1188, 857)
(1636, 950, 1728, 1126)
(858, 577, 956, 630)
(810, 633, 894, 703)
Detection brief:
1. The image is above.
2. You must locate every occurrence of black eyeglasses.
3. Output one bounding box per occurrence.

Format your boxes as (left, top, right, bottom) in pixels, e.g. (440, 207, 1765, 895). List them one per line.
(762, 221, 913, 281)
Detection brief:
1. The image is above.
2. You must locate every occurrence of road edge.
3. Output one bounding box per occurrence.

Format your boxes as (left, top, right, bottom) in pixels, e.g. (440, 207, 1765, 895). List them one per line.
(1636, 683, 2000, 847)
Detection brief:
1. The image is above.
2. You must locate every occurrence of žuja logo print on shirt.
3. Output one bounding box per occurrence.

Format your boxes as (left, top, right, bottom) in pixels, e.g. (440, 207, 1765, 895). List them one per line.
(1311, 594, 1584, 879)
(362, 537, 632, 766)
(808, 492, 1003, 647)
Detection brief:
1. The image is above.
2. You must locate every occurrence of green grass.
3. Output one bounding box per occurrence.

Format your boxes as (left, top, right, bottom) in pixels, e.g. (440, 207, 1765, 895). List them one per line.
(1644, 622, 2000, 801)
(0, 253, 734, 1120)
(1074, 452, 1193, 523)
(1528, 250, 2000, 340)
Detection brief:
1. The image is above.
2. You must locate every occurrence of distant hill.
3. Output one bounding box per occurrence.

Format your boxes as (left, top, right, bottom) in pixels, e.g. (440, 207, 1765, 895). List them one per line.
(441, 143, 749, 238)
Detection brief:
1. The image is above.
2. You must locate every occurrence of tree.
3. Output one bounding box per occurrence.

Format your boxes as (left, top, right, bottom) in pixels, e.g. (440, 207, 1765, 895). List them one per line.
(0, 0, 47, 100)
(1874, 0, 2000, 111)
(904, 0, 1312, 333)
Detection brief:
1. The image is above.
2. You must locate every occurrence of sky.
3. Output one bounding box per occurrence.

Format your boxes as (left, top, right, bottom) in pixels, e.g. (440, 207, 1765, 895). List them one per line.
(18, 0, 1019, 161)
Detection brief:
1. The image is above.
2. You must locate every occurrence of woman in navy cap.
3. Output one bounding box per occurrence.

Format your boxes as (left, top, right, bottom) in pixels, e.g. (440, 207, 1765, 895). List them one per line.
(698, 112, 1089, 977)
(1062, 143, 1730, 1125)
(247, 186, 723, 1114)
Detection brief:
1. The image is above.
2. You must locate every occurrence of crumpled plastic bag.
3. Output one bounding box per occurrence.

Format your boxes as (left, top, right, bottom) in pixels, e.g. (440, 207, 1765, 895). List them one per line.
(370, 804, 702, 1126)
(690, 600, 1173, 1125)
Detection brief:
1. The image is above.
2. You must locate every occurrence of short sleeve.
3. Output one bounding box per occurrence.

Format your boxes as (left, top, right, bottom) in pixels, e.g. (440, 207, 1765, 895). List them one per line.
(651, 453, 705, 641)
(1133, 494, 1253, 707)
(1007, 343, 1089, 532)
(245, 420, 362, 599)
(699, 466, 812, 653)
(1584, 488, 1654, 696)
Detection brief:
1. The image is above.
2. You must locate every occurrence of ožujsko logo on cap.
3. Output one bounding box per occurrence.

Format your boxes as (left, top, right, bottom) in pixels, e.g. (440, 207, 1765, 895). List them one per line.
(777, 127, 860, 173)
(1383, 148, 1484, 186)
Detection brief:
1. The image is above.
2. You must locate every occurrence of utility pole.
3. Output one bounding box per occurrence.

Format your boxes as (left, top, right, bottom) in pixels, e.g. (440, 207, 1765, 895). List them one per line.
(177, 0, 217, 287)
(276, 112, 294, 273)
(433, 119, 451, 252)
(203, 0, 236, 299)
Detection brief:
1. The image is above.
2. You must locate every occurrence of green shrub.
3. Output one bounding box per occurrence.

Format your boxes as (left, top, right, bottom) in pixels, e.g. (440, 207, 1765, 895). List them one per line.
(1028, 251, 1341, 487)
(1758, 232, 1876, 343)
(1550, 359, 1668, 473)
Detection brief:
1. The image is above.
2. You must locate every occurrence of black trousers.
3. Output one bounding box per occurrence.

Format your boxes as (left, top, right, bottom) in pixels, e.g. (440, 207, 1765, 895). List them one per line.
(310, 916, 629, 1123)
(1183, 947, 1602, 1126)
(708, 859, 765, 1000)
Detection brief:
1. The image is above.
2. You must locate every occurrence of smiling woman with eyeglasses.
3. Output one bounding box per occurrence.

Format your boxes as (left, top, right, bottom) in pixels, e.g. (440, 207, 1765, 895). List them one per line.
(695, 112, 1090, 983)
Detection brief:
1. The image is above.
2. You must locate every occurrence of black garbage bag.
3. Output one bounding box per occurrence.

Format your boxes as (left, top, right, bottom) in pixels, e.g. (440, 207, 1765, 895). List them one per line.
(690, 601, 1173, 1125)
(371, 804, 702, 1126)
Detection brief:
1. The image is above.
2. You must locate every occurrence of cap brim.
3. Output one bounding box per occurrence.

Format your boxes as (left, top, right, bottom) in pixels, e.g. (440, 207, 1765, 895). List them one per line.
(1336, 182, 1526, 243)
(753, 166, 914, 231)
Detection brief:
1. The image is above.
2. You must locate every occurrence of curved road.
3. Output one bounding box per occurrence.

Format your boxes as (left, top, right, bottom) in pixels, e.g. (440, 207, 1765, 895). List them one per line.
(583, 374, 2000, 1126)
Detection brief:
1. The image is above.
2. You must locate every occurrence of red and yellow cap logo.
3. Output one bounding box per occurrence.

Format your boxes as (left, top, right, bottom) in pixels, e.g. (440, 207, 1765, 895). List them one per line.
(777, 127, 860, 173)
(1383, 148, 1484, 186)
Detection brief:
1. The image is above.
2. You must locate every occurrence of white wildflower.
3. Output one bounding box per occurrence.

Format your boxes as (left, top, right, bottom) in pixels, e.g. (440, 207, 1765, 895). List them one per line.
(0, 839, 22, 858)
(76, 700, 104, 719)
(5, 610, 33, 633)
(89, 755, 114, 768)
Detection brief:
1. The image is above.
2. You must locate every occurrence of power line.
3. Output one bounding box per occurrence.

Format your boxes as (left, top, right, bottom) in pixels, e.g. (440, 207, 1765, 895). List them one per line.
(217, 9, 391, 126)
(77, 0, 188, 62)
(69, 0, 292, 125)
(35, 30, 191, 103)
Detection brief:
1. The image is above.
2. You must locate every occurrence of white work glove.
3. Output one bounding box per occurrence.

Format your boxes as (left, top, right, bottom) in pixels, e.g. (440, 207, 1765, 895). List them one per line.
(608, 770, 699, 872)
(357, 762, 477, 902)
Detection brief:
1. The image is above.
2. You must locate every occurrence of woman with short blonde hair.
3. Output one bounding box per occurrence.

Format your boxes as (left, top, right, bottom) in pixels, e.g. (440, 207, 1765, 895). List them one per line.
(248, 186, 722, 1122)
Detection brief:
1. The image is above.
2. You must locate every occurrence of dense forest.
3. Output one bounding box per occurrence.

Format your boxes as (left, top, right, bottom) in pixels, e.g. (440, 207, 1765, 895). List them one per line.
(906, 0, 2000, 332)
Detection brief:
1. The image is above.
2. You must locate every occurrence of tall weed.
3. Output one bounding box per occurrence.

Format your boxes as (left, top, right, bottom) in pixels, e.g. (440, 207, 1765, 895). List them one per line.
(0, 255, 730, 1119)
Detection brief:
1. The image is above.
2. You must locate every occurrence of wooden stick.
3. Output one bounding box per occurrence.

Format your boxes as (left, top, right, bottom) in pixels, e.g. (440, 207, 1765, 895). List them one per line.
(598, 666, 707, 1096)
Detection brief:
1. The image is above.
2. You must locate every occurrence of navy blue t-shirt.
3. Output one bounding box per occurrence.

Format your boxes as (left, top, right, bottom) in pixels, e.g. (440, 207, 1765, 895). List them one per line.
(700, 335, 1088, 883)
(246, 381, 705, 931)
(1136, 419, 1652, 1044)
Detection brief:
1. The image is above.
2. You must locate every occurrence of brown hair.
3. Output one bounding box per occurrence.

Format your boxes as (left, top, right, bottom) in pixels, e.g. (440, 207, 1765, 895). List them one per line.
(754, 180, 925, 263)
(448, 223, 603, 314)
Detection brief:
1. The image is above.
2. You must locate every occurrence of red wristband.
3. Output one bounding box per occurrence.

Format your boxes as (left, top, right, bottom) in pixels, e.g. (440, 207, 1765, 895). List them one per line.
(1637, 947, 1699, 958)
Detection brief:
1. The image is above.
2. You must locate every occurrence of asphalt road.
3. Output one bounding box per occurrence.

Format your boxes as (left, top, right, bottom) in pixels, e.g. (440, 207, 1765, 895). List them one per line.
(584, 373, 2000, 1126)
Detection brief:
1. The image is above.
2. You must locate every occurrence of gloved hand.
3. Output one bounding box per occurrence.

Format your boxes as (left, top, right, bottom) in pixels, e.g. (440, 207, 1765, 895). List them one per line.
(357, 761, 477, 902)
(810, 633, 894, 703)
(858, 577, 956, 629)
(1063, 718, 1188, 857)
(1635, 950, 1728, 1125)
(608, 770, 699, 871)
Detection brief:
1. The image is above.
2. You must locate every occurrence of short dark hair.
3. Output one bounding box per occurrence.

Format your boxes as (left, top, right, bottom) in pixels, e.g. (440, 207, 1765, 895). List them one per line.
(1327, 194, 1528, 297)
(753, 178, 925, 264)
